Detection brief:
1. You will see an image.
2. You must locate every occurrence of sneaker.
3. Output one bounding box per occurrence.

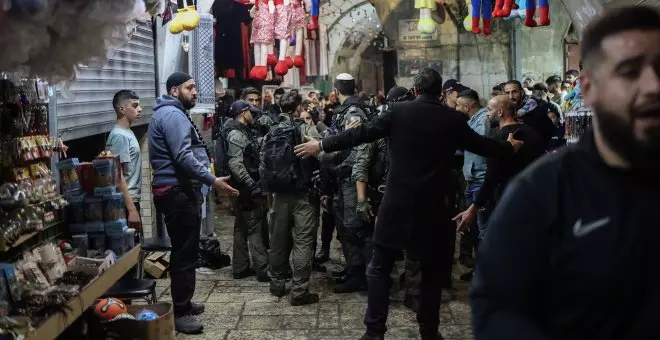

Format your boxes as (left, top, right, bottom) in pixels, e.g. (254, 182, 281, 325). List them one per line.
(233, 268, 256, 279)
(331, 267, 347, 278)
(290, 293, 319, 306)
(421, 332, 444, 340)
(404, 295, 420, 313)
(191, 301, 205, 315)
(175, 315, 203, 334)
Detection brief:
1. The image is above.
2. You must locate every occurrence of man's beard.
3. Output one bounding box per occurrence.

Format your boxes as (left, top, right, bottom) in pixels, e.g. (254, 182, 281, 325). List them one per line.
(489, 116, 499, 129)
(593, 102, 660, 171)
(178, 94, 196, 110)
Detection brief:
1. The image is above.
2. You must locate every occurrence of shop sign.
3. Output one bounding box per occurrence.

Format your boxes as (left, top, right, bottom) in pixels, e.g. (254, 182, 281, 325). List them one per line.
(398, 59, 443, 78)
(398, 19, 438, 42)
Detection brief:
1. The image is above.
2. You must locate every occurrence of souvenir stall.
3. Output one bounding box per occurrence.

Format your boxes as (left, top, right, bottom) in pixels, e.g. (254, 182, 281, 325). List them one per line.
(0, 1, 174, 339)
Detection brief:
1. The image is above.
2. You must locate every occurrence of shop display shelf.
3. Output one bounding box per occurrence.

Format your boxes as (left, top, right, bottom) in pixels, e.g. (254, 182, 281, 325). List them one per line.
(24, 245, 141, 340)
(0, 219, 64, 252)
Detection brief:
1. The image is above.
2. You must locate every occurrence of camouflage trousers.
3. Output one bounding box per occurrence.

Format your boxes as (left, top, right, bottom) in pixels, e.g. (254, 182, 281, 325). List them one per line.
(269, 192, 318, 299)
(232, 199, 269, 277)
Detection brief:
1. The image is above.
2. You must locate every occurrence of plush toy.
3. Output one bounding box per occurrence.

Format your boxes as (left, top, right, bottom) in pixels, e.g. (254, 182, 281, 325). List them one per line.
(274, 0, 292, 76)
(416, 0, 438, 34)
(306, 0, 319, 31)
(470, 0, 492, 35)
(288, 0, 307, 68)
(523, 0, 550, 27)
(492, 0, 516, 17)
(249, 0, 276, 80)
(169, 0, 201, 34)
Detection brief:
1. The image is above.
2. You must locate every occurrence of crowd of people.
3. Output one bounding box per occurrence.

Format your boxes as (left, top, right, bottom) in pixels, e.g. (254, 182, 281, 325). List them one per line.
(107, 5, 660, 340)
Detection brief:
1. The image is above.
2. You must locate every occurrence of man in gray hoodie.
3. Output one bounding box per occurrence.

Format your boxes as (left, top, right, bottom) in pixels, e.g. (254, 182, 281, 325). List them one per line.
(149, 72, 238, 334)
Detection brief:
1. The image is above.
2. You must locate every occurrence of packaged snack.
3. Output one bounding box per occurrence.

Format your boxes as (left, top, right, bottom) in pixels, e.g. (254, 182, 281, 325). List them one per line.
(103, 193, 124, 222)
(92, 158, 115, 188)
(0, 263, 21, 305)
(76, 162, 95, 196)
(56, 158, 81, 194)
(104, 220, 127, 237)
(84, 196, 103, 221)
(66, 192, 86, 224)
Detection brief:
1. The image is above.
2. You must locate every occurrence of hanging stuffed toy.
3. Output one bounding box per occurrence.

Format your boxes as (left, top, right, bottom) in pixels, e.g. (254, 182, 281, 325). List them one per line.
(288, 0, 307, 68)
(470, 0, 492, 35)
(169, 0, 201, 34)
(306, 0, 319, 31)
(416, 0, 443, 34)
(274, 0, 292, 76)
(249, 0, 276, 80)
(492, 0, 517, 18)
(523, 0, 550, 27)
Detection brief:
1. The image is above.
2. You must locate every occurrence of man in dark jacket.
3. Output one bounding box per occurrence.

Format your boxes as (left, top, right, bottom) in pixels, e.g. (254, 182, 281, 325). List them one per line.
(470, 6, 660, 340)
(294, 68, 523, 340)
(504, 80, 556, 150)
(149, 72, 238, 334)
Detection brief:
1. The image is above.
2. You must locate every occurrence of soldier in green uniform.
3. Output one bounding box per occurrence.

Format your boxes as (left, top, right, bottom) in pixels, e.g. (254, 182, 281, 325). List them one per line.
(266, 92, 324, 306)
(225, 100, 270, 282)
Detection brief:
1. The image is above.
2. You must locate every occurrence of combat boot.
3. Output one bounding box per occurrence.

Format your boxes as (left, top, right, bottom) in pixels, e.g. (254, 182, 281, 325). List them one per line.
(175, 315, 203, 334)
(315, 244, 330, 263)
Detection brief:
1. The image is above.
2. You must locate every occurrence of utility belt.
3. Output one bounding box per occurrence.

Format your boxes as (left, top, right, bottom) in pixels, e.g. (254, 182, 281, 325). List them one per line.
(367, 184, 386, 205)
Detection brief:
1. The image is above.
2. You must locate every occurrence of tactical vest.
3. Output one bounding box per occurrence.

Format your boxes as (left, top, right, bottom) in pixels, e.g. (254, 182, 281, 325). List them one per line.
(227, 120, 261, 181)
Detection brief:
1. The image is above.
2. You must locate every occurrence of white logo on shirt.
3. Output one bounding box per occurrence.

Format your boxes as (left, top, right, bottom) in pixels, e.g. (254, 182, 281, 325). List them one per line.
(573, 218, 611, 237)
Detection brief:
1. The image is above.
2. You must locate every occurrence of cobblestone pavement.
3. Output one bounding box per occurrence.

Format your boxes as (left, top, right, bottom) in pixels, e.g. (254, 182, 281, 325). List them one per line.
(162, 211, 474, 340)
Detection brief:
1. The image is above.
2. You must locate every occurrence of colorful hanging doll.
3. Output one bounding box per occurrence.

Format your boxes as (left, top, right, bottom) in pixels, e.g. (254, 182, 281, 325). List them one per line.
(249, 0, 276, 80)
(274, 0, 292, 76)
(169, 0, 201, 34)
(470, 0, 492, 35)
(492, 0, 517, 18)
(288, 0, 307, 68)
(306, 0, 319, 31)
(523, 0, 550, 27)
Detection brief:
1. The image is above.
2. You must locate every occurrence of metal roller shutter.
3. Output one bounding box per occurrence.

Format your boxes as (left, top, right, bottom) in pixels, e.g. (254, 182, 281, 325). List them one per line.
(57, 21, 157, 141)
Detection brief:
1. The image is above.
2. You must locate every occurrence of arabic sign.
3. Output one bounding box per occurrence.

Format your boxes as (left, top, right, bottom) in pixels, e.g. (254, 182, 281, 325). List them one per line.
(398, 19, 438, 42)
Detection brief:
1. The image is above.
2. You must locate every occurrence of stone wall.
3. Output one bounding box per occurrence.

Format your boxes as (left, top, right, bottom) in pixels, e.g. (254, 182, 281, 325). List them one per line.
(517, 2, 573, 83)
(383, 1, 512, 100)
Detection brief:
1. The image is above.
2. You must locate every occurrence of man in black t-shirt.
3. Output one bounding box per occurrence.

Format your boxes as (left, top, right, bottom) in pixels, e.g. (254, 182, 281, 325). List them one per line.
(454, 95, 545, 241)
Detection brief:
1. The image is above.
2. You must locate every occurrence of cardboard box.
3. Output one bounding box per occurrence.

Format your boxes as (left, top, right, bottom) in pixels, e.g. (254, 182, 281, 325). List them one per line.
(94, 302, 175, 340)
(143, 260, 167, 279)
(67, 253, 115, 278)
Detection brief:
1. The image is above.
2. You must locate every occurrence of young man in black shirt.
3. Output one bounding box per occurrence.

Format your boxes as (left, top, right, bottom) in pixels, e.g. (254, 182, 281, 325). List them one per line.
(471, 6, 660, 340)
(454, 95, 545, 246)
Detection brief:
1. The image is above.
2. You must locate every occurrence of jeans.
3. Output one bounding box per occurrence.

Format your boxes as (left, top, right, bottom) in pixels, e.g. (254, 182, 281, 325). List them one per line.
(464, 182, 491, 244)
(153, 185, 202, 317)
(365, 244, 445, 337)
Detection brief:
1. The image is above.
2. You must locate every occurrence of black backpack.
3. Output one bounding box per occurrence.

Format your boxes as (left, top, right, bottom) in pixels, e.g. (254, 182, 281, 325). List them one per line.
(259, 115, 302, 192)
(213, 124, 231, 177)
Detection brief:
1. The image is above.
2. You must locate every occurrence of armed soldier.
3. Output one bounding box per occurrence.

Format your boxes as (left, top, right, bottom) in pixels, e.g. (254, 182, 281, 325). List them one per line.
(326, 73, 373, 293)
(225, 100, 270, 282)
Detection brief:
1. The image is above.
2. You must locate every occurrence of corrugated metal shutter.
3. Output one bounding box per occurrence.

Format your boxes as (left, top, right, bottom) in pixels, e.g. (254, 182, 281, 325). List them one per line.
(57, 21, 156, 141)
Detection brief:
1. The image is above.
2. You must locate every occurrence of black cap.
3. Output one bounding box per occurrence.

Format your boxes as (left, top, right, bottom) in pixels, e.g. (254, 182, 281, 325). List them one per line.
(442, 79, 468, 93)
(386, 86, 410, 102)
(532, 82, 549, 93)
(229, 100, 254, 117)
(166, 72, 193, 92)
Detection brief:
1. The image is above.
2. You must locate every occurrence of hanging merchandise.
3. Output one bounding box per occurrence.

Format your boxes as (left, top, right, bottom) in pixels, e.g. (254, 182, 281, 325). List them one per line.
(416, 0, 444, 34)
(307, 0, 319, 31)
(469, 0, 493, 35)
(495, 0, 526, 20)
(169, 0, 201, 34)
(564, 107, 592, 144)
(0, 0, 158, 83)
(274, 0, 293, 77)
(289, 0, 308, 69)
(213, 0, 252, 79)
(521, 0, 550, 27)
(249, 0, 276, 80)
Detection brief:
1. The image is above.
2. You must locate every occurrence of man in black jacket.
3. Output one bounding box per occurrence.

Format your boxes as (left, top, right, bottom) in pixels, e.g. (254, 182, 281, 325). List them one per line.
(294, 68, 523, 340)
(470, 6, 660, 340)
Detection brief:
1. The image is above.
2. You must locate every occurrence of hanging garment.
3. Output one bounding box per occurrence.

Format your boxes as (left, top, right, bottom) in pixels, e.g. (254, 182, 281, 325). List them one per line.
(212, 0, 251, 75)
(318, 24, 329, 76)
(304, 29, 319, 76)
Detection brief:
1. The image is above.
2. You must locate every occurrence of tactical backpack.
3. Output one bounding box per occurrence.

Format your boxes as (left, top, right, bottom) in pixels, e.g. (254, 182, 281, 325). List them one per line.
(213, 129, 230, 178)
(259, 115, 302, 193)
